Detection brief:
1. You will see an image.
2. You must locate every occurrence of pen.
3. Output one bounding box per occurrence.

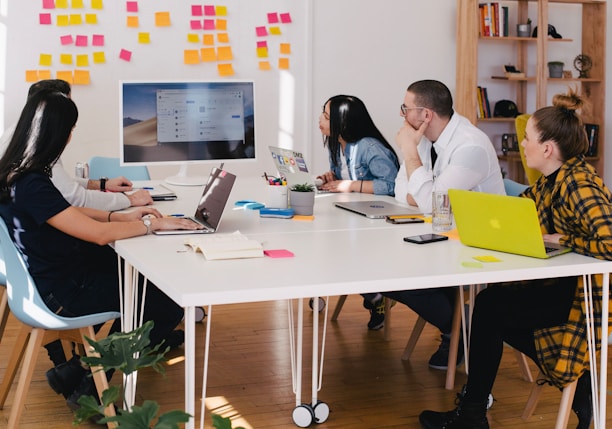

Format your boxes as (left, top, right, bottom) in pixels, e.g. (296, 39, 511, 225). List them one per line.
(169, 214, 184, 217)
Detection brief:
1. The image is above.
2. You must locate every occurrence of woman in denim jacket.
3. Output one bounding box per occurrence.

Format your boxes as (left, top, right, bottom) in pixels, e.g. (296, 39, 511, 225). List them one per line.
(317, 95, 399, 196)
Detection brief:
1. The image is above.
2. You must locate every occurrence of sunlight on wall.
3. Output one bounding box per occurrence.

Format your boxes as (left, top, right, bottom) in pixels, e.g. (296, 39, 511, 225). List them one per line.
(278, 70, 295, 150)
(205, 396, 253, 429)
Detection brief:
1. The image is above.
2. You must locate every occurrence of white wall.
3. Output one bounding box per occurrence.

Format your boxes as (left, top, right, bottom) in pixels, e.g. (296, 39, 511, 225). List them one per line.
(2, 1, 611, 183)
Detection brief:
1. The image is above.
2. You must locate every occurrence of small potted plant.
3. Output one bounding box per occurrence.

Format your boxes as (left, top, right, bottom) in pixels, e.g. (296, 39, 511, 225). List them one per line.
(289, 183, 315, 216)
(517, 18, 531, 37)
(547, 61, 564, 78)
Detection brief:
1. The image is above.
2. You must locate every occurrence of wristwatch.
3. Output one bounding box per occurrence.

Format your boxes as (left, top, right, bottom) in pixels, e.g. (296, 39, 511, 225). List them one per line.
(142, 218, 152, 235)
(99, 177, 108, 192)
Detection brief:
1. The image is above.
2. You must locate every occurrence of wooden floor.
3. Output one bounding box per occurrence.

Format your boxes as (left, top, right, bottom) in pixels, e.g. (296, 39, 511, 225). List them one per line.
(0, 295, 610, 428)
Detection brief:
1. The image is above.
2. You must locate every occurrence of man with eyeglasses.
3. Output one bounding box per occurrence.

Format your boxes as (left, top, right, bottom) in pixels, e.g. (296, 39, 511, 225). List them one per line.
(387, 80, 505, 371)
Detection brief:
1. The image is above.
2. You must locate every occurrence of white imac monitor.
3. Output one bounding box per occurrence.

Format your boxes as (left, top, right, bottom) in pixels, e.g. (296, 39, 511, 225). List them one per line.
(119, 80, 255, 185)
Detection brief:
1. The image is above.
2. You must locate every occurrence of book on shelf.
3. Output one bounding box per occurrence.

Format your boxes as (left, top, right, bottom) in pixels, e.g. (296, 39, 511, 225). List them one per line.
(479, 3, 508, 37)
(477, 86, 491, 118)
(584, 123, 599, 156)
(185, 231, 264, 261)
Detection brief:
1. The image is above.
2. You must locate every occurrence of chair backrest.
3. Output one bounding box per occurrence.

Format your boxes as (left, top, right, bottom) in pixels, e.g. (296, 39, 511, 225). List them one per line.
(88, 156, 150, 181)
(0, 217, 119, 330)
(515, 114, 542, 185)
(503, 178, 529, 197)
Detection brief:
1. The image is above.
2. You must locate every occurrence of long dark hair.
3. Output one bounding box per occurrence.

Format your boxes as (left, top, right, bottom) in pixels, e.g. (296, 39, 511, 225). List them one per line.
(323, 95, 398, 167)
(0, 90, 78, 201)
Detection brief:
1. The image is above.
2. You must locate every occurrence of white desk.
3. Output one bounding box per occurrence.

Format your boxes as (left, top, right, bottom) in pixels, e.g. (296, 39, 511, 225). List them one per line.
(117, 178, 611, 429)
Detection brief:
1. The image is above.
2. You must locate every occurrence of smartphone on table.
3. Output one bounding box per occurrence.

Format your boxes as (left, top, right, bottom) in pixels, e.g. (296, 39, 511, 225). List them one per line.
(403, 234, 449, 244)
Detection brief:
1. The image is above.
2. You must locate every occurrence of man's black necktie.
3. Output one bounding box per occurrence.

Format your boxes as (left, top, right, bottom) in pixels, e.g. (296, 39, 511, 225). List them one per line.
(430, 144, 438, 167)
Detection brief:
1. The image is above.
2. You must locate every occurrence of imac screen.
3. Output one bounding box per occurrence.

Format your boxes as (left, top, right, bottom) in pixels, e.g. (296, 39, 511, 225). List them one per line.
(120, 80, 255, 167)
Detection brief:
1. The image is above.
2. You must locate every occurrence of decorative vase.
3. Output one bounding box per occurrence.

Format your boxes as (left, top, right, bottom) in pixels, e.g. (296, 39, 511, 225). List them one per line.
(289, 190, 315, 216)
(547, 62, 564, 78)
(516, 23, 531, 37)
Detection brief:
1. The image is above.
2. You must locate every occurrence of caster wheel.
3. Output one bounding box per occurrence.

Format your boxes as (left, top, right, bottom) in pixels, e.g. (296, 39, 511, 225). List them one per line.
(487, 393, 494, 409)
(308, 297, 326, 312)
(313, 401, 330, 423)
(195, 307, 206, 323)
(292, 404, 314, 427)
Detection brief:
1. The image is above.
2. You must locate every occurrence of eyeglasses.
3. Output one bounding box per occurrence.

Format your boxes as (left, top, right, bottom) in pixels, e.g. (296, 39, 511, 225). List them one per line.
(400, 104, 425, 117)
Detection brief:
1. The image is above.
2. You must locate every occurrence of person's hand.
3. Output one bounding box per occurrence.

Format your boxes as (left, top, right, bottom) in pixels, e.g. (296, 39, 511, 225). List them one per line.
(543, 233, 563, 244)
(316, 171, 336, 185)
(320, 179, 353, 193)
(395, 120, 428, 157)
(151, 217, 204, 232)
(113, 207, 163, 221)
(106, 176, 133, 192)
(126, 189, 154, 206)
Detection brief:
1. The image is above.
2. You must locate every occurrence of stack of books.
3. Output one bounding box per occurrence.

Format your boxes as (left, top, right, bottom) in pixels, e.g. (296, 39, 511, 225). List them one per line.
(477, 86, 491, 119)
(479, 2, 509, 37)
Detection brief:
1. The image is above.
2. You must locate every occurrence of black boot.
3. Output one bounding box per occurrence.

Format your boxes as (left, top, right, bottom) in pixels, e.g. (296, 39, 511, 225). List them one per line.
(420, 399, 489, 429)
(572, 371, 592, 429)
(46, 355, 88, 399)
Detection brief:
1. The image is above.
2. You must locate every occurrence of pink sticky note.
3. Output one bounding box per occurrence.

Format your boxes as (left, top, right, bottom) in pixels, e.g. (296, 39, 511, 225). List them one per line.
(39, 13, 52, 25)
(203, 5, 215, 16)
(256, 41, 267, 48)
(60, 35, 73, 45)
(191, 5, 203, 16)
(264, 249, 294, 258)
(280, 13, 292, 24)
(119, 49, 132, 62)
(190, 20, 202, 30)
(92, 34, 104, 46)
(203, 19, 215, 30)
(256, 26, 268, 37)
(42, 0, 55, 9)
(75, 35, 88, 47)
(267, 12, 279, 24)
(126, 1, 138, 13)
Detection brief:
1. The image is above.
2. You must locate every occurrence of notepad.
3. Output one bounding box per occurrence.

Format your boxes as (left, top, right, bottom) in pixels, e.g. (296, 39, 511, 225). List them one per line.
(184, 231, 264, 260)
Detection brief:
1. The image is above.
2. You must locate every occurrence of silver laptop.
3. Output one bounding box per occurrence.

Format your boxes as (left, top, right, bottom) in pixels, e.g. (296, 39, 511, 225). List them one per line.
(268, 146, 318, 189)
(335, 200, 422, 219)
(154, 167, 236, 235)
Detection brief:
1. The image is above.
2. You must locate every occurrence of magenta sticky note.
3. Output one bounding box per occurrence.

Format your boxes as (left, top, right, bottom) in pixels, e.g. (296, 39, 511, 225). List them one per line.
(42, 0, 55, 9)
(280, 13, 292, 24)
(60, 35, 73, 45)
(119, 49, 132, 62)
(256, 26, 268, 37)
(75, 35, 88, 47)
(267, 12, 279, 24)
(92, 34, 104, 46)
(40, 13, 52, 25)
(203, 19, 215, 30)
(256, 41, 267, 48)
(190, 20, 202, 30)
(126, 1, 138, 13)
(191, 5, 203, 16)
(203, 5, 215, 16)
(264, 249, 294, 258)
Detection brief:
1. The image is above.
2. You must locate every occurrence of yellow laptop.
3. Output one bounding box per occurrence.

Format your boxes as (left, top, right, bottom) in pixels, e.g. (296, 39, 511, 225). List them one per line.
(448, 189, 571, 259)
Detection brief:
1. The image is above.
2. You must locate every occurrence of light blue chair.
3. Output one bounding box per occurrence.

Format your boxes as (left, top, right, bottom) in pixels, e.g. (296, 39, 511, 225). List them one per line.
(88, 156, 150, 180)
(0, 218, 119, 428)
(503, 177, 529, 197)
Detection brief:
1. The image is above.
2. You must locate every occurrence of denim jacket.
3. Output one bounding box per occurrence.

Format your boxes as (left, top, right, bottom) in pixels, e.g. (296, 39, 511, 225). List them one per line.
(329, 137, 398, 196)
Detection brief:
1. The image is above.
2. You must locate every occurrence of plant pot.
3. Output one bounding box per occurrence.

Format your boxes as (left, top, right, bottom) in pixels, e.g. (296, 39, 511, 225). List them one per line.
(289, 190, 315, 216)
(548, 62, 564, 78)
(516, 23, 531, 38)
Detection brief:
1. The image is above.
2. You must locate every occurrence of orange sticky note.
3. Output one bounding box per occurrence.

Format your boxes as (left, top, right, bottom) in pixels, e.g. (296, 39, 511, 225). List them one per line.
(280, 43, 291, 55)
(216, 19, 227, 30)
(138, 32, 151, 44)
(56, 70, 73, 84)
(217, 33, 229, 43)
(155, 12, 171, 27)
(217, 46, 233, 61)
(25, 70, 39, 82)
(258, 61, 271, 71)
(127, 16, 139, 28)
(38, 70, 52, 80)
(92, 51, 106, 64)
(39, 53, 53, 66)
(73, 70, 90, 85)
(184, 50, 200, 64)
(202, 34, 214, 45)
(76, 54, 89, 67)
(217, 63, 234, 76)
(278, 57, 290, 70)
(200, 47, 216, 62)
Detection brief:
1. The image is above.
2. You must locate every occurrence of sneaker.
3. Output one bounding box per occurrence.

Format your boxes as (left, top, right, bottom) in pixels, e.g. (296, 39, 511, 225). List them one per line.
(428, 333, 464, 370)
(363, 296, 385, 330)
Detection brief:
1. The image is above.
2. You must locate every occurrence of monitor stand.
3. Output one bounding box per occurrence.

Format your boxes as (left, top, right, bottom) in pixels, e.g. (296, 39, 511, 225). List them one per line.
(165, 164, 207, 186)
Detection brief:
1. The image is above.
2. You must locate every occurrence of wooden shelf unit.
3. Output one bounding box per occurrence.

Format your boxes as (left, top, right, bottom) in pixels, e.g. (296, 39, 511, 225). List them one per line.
(455, 0, 606, 179)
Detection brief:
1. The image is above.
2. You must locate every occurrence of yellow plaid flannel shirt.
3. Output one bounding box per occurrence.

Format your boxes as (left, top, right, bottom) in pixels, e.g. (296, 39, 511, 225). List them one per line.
(522, 155, 612, 388)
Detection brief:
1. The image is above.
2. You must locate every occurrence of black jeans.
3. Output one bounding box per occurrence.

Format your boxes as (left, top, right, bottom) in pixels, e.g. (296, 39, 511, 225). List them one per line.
(463, 276, 577, 403)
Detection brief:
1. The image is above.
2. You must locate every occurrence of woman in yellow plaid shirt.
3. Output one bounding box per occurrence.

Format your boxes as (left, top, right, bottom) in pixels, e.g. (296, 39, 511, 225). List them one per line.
(420, 88, 612, 429)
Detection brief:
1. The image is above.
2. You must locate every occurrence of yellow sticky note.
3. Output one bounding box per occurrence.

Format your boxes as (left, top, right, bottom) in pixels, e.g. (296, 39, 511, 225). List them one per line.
(473, 255, 502, 263)
(57, 15, 70, 26)
(183, 50, 200, 64)
(127, 16, 139, 28)
(39, 53, 53, 66)
(269, 26, 281, 35)
(202, 34, 214, 46)
(56, 0, 69, 7)
(69, 14, 83, 25)
(217, 63, 234, 76)
(76, 54, 89, 67)
(217, 33, 229, 43)
(85, 14, 97, 24)
(256, 47, 268, 58)
(200, 47, 216, 62)
(60, 53, 73, 64)
(278, 57, 290, 70)
(91, 0, 104, 10)
(38, 70, 52, 80)
(258, 61, 271, 71)
(92, 51, 106, 64)
(138, 32, 150, 44)
(56, 70, 73, 84)
(280, 43, 291, 55)
(216, 5, 227, 16)
(217, 46, 233, 61)
(216, 19, 227, 31)
(73, 69, 90, 85)
(25, 70, 39, 82)
(187, 33, 200, 43)
(155, 12, 171, 27)
(72, 0, 84, 8)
